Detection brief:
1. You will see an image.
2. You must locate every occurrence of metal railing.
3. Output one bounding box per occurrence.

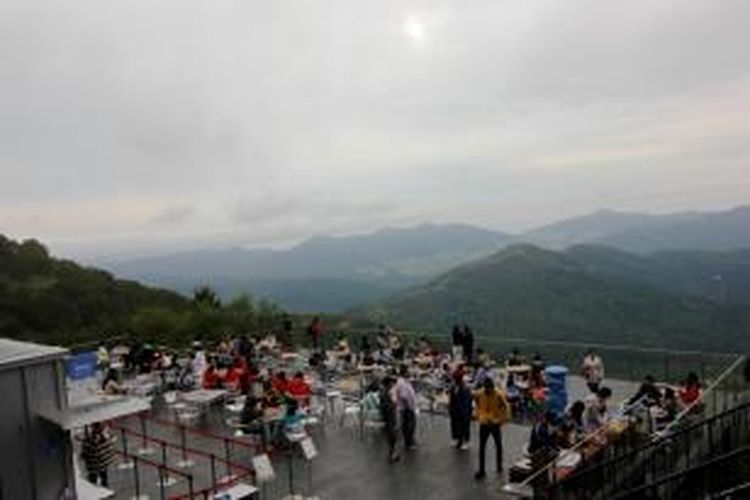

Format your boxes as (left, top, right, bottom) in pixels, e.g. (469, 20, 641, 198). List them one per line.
(612, 445, 750, 500)
(316, 329, 738, 384)
(547, 354, 749, 499)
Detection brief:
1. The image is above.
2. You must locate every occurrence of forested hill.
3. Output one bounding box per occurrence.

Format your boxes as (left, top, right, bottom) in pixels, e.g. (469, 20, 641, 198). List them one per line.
(0, 235, 286, 346)
(0, 235, 190, 344)
(363, 244, 750, 352)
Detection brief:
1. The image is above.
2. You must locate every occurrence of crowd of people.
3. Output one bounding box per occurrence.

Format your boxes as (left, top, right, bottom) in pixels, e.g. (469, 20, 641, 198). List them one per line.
(85, 320, 708, 490)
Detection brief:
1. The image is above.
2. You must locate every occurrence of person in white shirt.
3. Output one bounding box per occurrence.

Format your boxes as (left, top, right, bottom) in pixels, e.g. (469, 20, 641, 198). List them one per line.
(191, 342, 207, 380)
(581, 349, 605, 393)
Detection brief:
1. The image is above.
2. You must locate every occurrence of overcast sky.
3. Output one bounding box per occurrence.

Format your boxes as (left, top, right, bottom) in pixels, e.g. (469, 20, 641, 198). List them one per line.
(1, 0, 749, 258)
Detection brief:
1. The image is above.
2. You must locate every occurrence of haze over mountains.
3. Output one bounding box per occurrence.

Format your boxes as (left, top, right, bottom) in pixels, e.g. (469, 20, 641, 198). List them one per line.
(99, 205, 750, 312)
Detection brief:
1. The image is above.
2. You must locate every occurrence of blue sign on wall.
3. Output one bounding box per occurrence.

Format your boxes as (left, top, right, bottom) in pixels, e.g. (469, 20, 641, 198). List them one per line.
(66, 351, 98, 380)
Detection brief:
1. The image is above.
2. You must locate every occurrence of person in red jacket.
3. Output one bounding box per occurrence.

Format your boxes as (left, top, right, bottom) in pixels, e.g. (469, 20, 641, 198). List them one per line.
(678, 372, 702, 407)
(202, 358, 220, 389)
(287, 372, 312, 406)
(272, 371, 289, 394)
(224, 357, 246, 392)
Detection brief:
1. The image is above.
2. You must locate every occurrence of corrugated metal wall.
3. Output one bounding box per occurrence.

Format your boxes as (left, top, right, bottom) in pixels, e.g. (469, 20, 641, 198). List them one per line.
(0, 359, 72, 500)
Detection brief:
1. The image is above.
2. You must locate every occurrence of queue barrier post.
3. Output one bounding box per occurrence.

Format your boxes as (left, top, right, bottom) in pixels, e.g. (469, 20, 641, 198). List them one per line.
(176, 424, 194, 468)
(138, 412, 155, 455)
(133, 455, 141, 499)
(117, 428, 134, 470)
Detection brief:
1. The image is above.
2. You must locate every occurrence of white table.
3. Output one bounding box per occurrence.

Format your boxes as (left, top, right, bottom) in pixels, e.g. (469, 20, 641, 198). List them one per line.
(213, 482, 258, 499)
(180, 389, 228, 406)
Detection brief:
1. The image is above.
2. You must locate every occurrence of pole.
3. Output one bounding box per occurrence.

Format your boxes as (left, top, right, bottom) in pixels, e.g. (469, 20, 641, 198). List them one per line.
(118, 428, 134, 470)
(288, 446, 295, 495)
(224, 437, 232, 479)
(158, 465, 166, 500)
(210, 454, 217, 492)
(133, 456, 141, 499)
(177, 425, 194, 468)
(138, 413, 154, 455)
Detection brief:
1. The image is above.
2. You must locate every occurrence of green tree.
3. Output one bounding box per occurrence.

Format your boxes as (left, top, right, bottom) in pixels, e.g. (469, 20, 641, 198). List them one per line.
(193, 285, 221, 311)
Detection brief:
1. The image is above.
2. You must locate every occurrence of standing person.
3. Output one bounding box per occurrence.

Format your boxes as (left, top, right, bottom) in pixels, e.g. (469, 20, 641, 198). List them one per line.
(81, 422, 116, 487)
(393, 365, 418, 450)
(380, 376, 400, 462)
(451, 325, 464, 361)
(581, 349, 605, 393)
(473, 378, 511, 480)
(308, 316, 322, 352)
(462, 324, 475, 364)
(449, 371, 473, 450)
(281, 315, 293, 348)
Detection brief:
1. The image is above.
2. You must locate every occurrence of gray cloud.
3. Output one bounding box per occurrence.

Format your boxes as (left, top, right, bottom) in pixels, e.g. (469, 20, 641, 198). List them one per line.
(1, 0, 749, 258)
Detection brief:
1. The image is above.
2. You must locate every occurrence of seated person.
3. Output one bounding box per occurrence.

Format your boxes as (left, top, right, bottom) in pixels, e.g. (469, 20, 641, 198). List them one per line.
(239, 362, 259, 395)
(507, 349, 522, 367)
(556, 421, 577, 449)
(101, 368, 126, 395)
(565, 400, 587, 442)
(282, 399, 304, 430)
(585, 387, 612, 432)
(505, 374, 521, 402)
(223, 357, 246, 392)
(627, 375, 662, 407)
(240, 396, 264, 428)
(389, 332, 404, 360)
(272, 371, 289, 394)
(361, 349, 376, 367)
(333, 337, 352, 364)
(417, 336, 432, 355)
(202, 359, 221, 390)
(359, 335, 373, 363)
(287, 372, 312, 406)
(655, 387, 679, 426)
(678, 372, 702, 408)
(528, 369, 547, 408)
(262, 380, 282, 408)
(177, 357, 196, 390)
(361, 382, 382, 421)
(529, 411, 558, 456)
(531, 353, 545, 372)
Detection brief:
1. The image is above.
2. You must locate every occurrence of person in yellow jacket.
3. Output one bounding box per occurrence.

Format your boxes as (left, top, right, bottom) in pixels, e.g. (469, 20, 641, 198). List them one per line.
(473, 377, 511, 479)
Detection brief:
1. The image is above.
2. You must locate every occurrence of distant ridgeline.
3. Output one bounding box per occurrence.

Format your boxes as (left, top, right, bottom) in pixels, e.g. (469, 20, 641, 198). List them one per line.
(362, 244, 750, 352)
(0, 235, 285, 346)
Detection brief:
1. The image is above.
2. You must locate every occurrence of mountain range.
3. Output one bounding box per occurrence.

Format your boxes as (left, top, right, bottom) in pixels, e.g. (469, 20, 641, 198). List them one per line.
(98, 205, 750, 312)
(364, 244, 750, 351)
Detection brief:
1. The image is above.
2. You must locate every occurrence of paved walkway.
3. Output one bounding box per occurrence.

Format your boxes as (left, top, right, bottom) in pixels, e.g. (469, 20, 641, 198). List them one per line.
(89, 375, 639, 499)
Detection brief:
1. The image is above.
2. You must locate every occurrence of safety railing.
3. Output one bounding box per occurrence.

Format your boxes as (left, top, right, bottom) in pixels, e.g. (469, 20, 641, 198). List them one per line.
(501, 395, 648, 498)
(546, 354, 749, 499)
(108, 411, 259, 499)
(318, 329, 738, 384)
(612, 445, 750, 500)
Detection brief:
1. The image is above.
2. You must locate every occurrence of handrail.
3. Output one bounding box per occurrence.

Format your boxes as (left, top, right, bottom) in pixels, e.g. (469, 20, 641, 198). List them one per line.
(330, 328, 742, 358)
(557, 399, 750, 489)
(552, 354, 748, 494)
(113, 425, 254, 474)
(612, 444, 750, 499)
(657, 354, 746, 437)
(504, 395, 648, 496)
(519, 352, 745, 497)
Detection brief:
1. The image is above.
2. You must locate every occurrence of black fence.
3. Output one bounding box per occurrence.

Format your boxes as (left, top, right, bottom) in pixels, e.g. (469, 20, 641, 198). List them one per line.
(548, 400, 750, 499)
